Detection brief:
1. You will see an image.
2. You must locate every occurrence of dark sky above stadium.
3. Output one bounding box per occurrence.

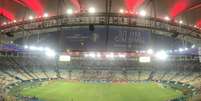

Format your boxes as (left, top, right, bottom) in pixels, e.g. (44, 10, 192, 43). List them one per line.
(0, 0, 201, 26)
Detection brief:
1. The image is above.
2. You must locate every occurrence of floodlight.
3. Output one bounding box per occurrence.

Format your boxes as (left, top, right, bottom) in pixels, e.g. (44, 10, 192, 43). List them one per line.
(179, 20, 183, 24)
(29, 16, 34, 20)
(155, 50, 168, 60)
(139, 10, 146, 17)
(45, 49, 56, 58)
(119, 9, 124, 14)
(3, 22, 7, 25)
(67, 8, 73, 15)
(106, 52, 114, 58)
(84, 54, 88, 57)
(147, 49, 154, 55)
(44, 47, 51, 51)
(13, 20, 17, 23)
(43, 13, 49, 17)
(118, 53, 126, 58)
(164, 16, 170, 21)
(184, 47, 188, 51)
(96, 53, 101, 58)
(191, 45, 195, 48)
(88, 7, 96, 13)
(141, 51, 146, 53)
(179, 48, 184, 52)
(24, 45, 28, 49)
(84, 53, 89, 57)
(29, 46, 37, 50)
(37, 47, 45, 51)
(89, 52, 96, 58)
(139, 56, 151, 63)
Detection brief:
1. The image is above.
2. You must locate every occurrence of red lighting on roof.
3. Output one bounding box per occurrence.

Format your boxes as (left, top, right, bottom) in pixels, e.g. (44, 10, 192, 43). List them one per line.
(124, 0, 144, 13)
(196, 20, 201, 28)
(13, 0, 44, 16)
(13, 0, 26, 7)
(0, 8, 15, 21)
(70, 0, 81, 12)
(169, 0, 189, 18)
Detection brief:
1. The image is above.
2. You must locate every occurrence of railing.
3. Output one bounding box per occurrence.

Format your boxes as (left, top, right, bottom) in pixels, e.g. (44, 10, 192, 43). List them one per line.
(0, 50, 200, 60)
(1, 13, 201, 45)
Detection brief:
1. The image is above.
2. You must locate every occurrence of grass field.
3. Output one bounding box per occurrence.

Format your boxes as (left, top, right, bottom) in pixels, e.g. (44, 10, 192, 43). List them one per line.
(21, 81, 182, 101)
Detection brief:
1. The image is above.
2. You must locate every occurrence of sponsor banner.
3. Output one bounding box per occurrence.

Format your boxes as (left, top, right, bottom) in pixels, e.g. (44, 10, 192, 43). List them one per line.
(0, 44, 24, 52)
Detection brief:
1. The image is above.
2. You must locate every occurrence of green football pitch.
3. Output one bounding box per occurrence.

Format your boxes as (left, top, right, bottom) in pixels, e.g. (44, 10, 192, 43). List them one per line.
(21, 81, 182, 101)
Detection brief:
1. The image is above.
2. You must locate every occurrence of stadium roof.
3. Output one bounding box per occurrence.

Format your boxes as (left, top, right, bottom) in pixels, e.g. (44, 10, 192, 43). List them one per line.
(1, 0, 201, 27)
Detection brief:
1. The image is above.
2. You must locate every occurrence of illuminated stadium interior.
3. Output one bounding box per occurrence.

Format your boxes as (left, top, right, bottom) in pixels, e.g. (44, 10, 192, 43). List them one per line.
(0, 0, 201, 101)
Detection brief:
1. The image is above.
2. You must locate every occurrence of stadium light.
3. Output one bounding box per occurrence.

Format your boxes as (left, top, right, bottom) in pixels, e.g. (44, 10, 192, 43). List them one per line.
(164, 16, 170, 21)
(139, 10, 146, 17)
(179, 48, 184, 52)
(43, 13, 49, 18)
(24, 45, 28, 49)
(118, 53, 126, 58)
(29, 16, 34, 20)
(155, 50, 168, 60)
(119, 9, 124, 14)
(89, 52, 96, 58)
(29, 46, 38, 50)
(96, 52, 101, 58)
(84, 53, 89, 57)
(84, 52, 101, 58)
(45, 49, 56, 58)
(27, 45, 44, 51)
(3, 22, 7, 25)
(88, 7, 96, 13)
(179, 20, 183, 24)
(44, 47, 51, 51)
(191, 45, 195, 48)
(141, 50, 146, 53)
(67, 8, 73, 15)
(106, 52, 114, 58)
(37, 47, 45, 51)
(147, 49, 154, 55)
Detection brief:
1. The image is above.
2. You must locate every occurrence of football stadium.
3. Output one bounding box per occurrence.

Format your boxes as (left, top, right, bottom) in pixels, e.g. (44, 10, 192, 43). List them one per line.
(0, 0, 201, 101)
